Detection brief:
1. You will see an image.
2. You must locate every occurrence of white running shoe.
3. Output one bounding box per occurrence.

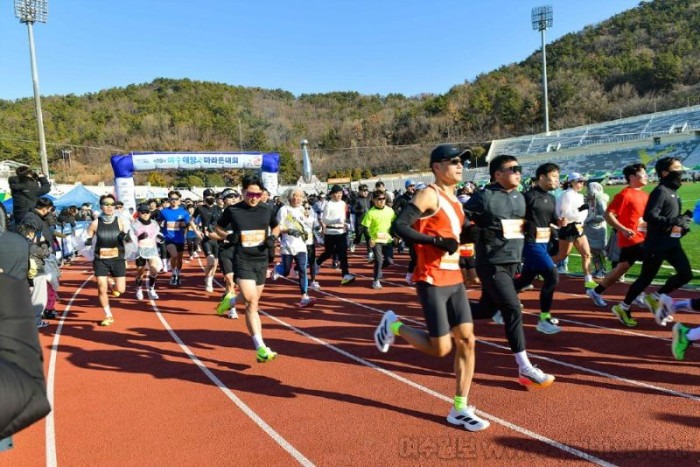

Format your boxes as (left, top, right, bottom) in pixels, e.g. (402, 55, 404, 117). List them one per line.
(519, 284, 534, 292)
(300, 296, 315, 308)
(148, 288, 159, 300)
(310, 281, 321, 291)
(372, 280, 382, 290)
(341, 274, 355, 285)
(446, 406, 490, 432)
(227, 308, 239, 319)
(586, 288, 607, 307)
(272, 263, 281, 281)
(374, 310, 398, 353)
(205, 282, 214, 293)
(518, 365, 555, 388)
(536, 318, 562, 334)
(492, 310, 504, 325)
(654, 294, 675, 326)
(405, 272, 415, 285)
(136, 288, 144, 301)
(350, 243, 356, 253)
(633, 293, 646, 308)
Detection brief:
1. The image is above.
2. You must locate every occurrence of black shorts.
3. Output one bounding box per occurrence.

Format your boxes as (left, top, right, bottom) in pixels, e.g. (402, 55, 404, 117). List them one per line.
(202, 238, 220, 257)
(94, 258, 126, 277)
(136, 257, 147, 268)
(416, 282, 472, 337)
(559, 223, 583, 242)
(619, 243, 644, 266)
(165, 241, 185, 253)
(219, 247, 235, 275)
(235, 258, 268, 286)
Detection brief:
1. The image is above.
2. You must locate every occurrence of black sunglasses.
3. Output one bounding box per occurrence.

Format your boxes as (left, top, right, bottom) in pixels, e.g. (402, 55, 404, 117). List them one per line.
(443, 157, 465, 166)
(375, 197, 386, 201)
(169, 197, 180, 201)
(101, 202, 115, 207)
(499, 165, 523, 174)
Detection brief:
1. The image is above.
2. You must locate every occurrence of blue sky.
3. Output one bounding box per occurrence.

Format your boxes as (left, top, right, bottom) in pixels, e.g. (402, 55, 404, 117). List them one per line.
(0, 0, 642, 100)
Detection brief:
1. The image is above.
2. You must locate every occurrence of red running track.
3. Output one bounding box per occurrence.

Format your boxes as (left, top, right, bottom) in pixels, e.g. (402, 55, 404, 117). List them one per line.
(4, 247, 700, 466)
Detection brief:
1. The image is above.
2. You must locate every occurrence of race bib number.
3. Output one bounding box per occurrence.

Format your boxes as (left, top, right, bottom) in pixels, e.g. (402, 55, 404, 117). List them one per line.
(439, 251, 460, 270)
(241, 230, 266, 247)
(637, 218, 647, 233)
(459, 243, 475, 257)
(166, 221, 180, 231)
(535, 227, 551, 243)
(670, 226, 682, 238)
(501, 219, 524, 239)
(99, 247, 119, 259)
(375, 232, 390, 244)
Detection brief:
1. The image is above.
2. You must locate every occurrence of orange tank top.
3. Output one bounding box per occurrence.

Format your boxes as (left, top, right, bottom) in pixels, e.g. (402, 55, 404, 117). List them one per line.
(412, 185, 465, 286)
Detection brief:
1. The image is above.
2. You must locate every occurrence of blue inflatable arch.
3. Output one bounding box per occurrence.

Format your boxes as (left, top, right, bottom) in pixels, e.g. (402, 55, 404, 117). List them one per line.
(110, 152, 280, 212)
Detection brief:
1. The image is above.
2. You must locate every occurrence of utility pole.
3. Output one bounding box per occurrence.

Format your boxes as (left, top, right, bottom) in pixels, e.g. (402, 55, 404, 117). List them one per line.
(532, 6, 553, 135)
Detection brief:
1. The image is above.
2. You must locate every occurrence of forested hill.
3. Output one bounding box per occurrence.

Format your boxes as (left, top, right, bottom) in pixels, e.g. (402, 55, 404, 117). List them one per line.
(0, 0, 698, 186)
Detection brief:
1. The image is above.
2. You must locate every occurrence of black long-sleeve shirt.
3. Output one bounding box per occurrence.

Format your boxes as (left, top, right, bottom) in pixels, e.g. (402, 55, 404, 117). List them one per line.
(523, 186, 558, 243)
(644, 178, 683, 251)
(9, 175, 50, 223)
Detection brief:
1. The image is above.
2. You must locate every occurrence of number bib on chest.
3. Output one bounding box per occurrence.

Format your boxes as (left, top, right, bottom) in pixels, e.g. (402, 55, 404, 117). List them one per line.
(501, 219, 524, 239)
(166, 221, 180, 231)
(375, 232, 391, 244)
(535, 227, 551, 243)
(670, 226, 682, 238)
(99, 247, 119, 259)
(241, 230, 266, 247)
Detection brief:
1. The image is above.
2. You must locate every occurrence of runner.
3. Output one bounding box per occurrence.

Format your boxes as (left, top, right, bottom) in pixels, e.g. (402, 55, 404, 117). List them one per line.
(550, 173, 597, 289)
(84, 194, 132, 326)
(273, 189, 314, 307)
(669, 298, 700, 360)
(314, 185, 355, 285)
(465, 154, 556, 388)
(586, 164, 649, 323)
(214, 175, 280, 363)
(351, 184, 372, 259)
(361, 189, 396, 289)
(131, 203, 163, 301)
(376, 144, 489, 432)
(160, 191, 190, 286)
(299, 199, 321, 291)
(210, 189, 240, 318)
(612, 157, 694, 326)
(190, 188, 222, 293)
(512, 162, 562, 334)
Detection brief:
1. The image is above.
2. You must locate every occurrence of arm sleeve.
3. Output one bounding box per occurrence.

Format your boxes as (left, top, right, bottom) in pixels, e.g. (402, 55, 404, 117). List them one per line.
(392, 204, 436, 245)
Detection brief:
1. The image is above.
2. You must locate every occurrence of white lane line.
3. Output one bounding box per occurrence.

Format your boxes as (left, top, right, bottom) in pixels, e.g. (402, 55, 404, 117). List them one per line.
(148, 293, 313, 466)
(257, 290, 616, 466)
(46, 275, 93, 467)
(284, 276, 700, 402)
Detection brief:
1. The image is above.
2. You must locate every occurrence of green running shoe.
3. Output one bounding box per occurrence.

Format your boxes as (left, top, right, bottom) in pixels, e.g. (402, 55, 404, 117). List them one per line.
(672, 323, 690, 361)
(612, 304, 637, 327)
(256, 346, 278, 363)
(216, 292, 234, 315)
(584, 280, 598, 289)
(643, 293, 659, 316)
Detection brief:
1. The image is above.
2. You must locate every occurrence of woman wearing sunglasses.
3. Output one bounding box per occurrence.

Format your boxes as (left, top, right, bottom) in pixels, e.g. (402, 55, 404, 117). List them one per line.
(84, 194, 132, 326)
(214, 175, 281, 363)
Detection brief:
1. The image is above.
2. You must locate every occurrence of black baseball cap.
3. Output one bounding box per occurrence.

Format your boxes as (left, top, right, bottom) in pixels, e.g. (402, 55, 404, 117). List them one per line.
(430, 144, 472, 164)
(137, 203, 151, 213)
(203, 188, 215, 198)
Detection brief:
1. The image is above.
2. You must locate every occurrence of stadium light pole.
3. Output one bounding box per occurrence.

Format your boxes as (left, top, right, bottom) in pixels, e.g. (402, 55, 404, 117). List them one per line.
(532, 5, 553, 135)
(15, 0, 49, 177)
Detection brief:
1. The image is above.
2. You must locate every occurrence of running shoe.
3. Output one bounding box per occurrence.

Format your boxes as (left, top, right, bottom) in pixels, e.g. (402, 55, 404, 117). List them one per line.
(405, 273, 415, 285)
(175, 275, 181, 286)
(611, 304, 637, 327)
(256, 346, 278, 363)
(227, 308, 239, 320)
(492, 310, 504, 325)
(192, 252, 199, 259)
(518, 365, 555, 388)
(272, 263, 281, 281)
(99, 316, 115, 327)
(350, 243, 356, 253)
(148, 288, 159, 300)
(205, 281, 214, 293)
(37, 321, 50, 329)
(633, 293, 646, 307)
(310, 281, 321, 291)
(374, 310, 398, 353)
(519, 284, 535, 292)
(169, 275, 177, 286)
(446, 406, 490, 432)
(341, 274, 356, 285)
(586, 288, 607, 307)
(136, 288, 144, 301)
(216, 292, 234, 315)
(372, 280, 382, 290)
(672, 322, 691, 361)
(536, 318, 562, 335)
(42, 309, 58, 319)
(300, 297, 315, 308)
(643, 292, 660, 316)
(654, 293, 675, 326)
(584, 280, 598, 289)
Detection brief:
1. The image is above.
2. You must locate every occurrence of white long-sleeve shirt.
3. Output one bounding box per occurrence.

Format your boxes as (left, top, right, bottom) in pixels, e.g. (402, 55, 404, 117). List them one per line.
(322, 199, 347, 235)
(556, 188, 587, 224)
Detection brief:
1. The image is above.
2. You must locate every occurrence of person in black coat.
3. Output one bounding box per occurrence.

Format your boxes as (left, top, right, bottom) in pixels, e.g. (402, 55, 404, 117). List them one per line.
(0, 203, 29, 282)
(9, 166, 50, 227)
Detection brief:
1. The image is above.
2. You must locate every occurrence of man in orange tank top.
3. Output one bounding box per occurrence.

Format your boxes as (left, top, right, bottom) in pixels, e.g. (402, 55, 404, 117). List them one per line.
(375, 144, 489, 432)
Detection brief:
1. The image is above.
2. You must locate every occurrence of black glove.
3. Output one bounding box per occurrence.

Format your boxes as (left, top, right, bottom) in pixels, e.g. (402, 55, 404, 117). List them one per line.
(578, 204, 588, 212)
(672, 215, 692, 230)
(137, 232, 149, 240)
(433, 236, 458, 255)
(118, 231, 132, 244)
(226, 231, 240, 245)
(265, 235, 278, 250)
(156, 233, 165, 243)
(286, 229, 303, 238)
(85, 237, 93, 246)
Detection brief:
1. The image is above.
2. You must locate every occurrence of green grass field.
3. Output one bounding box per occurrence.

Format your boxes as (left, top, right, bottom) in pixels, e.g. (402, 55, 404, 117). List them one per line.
(565, 182, 700, 288)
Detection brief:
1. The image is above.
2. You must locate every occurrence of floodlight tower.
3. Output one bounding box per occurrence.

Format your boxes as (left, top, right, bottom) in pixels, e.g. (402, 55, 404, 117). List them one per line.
(15, 0, 49, 177)
(532, 5, 553, 135)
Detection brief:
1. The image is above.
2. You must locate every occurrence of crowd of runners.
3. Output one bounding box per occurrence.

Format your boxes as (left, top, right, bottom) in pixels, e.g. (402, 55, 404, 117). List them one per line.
(1, 147, 699, 437)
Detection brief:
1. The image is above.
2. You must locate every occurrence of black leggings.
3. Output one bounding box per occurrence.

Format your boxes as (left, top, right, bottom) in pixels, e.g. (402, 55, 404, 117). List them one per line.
(306, 244, 317, 282)
(514, 266, 559, 315)
(623, 246, 693, 305)
(470, 263, 526, 354)
(317, 234, 349, 276)
(354, 224, 371, 249)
